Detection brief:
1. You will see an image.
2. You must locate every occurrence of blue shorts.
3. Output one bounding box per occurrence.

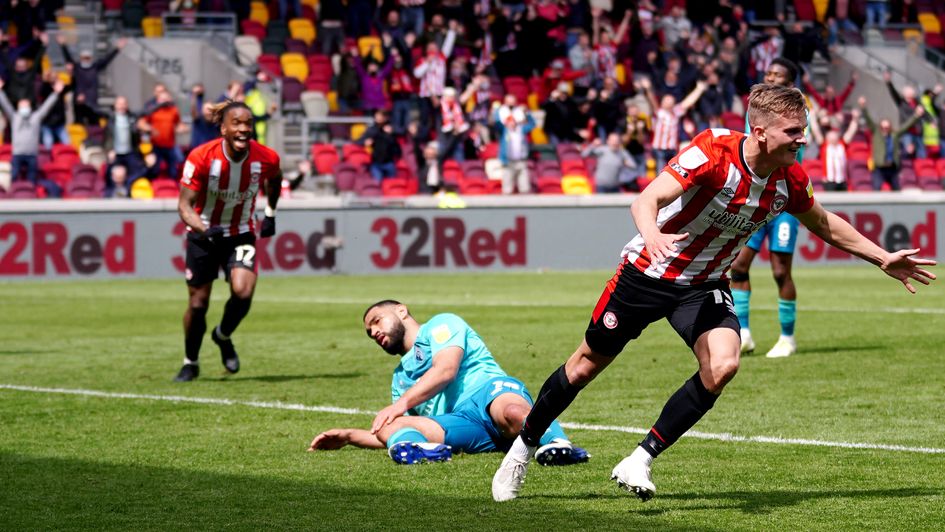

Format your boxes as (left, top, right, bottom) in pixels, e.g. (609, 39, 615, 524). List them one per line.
(429, 376, 533, 454)
(746, 212, 799, 254)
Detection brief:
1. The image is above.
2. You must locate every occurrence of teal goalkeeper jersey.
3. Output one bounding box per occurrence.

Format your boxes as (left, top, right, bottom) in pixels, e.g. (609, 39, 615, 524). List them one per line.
(391, 313, 507, 417)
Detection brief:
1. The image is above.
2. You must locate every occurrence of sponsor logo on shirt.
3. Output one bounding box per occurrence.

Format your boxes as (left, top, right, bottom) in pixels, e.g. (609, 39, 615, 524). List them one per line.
(705, 209, 763, 235)
(432, 324, 451, 344)
(670, 162, 689, 178)
(720, 187, 735, 197)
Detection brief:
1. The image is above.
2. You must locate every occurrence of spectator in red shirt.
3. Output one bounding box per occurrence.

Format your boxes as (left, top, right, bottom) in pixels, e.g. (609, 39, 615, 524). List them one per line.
(802, 70, 856, 116)
(388, 48, 416, 136)
(139, 89, 186, 177)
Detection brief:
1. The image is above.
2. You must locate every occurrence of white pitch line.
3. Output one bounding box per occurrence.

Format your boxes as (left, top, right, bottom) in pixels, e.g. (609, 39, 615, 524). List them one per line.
(2, 384, 944, 455)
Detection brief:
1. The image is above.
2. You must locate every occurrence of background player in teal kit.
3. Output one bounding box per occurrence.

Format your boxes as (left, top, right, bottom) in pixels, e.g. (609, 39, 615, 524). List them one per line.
(309, 300, 590, 465)
(731, 57, 804, 358)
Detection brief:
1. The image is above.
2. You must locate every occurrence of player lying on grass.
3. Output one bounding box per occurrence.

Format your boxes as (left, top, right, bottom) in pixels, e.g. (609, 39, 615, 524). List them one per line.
(492, 84, 937, 502)
(308, 300, 590, 466)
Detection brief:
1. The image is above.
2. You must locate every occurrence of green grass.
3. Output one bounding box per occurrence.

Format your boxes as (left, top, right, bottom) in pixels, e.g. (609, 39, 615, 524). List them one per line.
(1, 267, 944, 530)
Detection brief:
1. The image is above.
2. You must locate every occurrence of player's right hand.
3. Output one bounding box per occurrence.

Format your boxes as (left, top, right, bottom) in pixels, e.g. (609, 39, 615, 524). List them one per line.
(308, 429, 351, 451)
(643, 231, 689, 264)
(200, 226, 225, 243)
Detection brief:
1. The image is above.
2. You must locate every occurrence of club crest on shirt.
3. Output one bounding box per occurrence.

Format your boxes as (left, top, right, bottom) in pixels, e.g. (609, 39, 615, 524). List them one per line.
(603, 311, 618, 329)
(771, 194, 788, 214)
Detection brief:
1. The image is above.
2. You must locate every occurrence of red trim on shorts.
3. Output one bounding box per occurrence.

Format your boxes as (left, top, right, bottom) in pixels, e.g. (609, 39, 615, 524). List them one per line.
(591, 260, 626, 323)
(649, 427, 666, 443)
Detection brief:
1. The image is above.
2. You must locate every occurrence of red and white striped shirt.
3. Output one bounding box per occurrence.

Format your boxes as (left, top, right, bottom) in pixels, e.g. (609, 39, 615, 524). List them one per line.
(751, 37, 781, 78)
(622, 129, 814, 284)
(180, 139, 281, 237)
(822, 141, 847, 184)
(652, 105, 685, 151)
(594, 44, 617, 81)
(414, 53, 446, 98)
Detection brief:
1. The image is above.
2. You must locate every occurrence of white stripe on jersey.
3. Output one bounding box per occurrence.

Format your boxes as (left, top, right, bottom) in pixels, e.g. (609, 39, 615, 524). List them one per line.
(221, 157, 244, 233)
(198, 159, 223, 228)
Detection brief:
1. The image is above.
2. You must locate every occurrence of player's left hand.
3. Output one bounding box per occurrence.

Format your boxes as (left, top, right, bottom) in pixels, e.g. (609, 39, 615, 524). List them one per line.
(880, 248, 937, 293)
(260, 216, 276, 238)
(371, 403, 407, 434)
(308, 429, 351, 451)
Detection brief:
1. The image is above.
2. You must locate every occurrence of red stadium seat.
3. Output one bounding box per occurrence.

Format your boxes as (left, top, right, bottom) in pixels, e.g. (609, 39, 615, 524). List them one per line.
(8, 181, 38, 199)
(442, 160, 462, 185)
(354, 177, 382, 197)
(536, 176, 563, 194)
(313, 145, 340, 174)
(151, 178, 180, 198)
(257, 53, 282, 77)
(0, 144, 11, 162)
(560, 159, 587, 176)
(241, 20, 267, 41)
(801, 159, 825, 182)
(65, 182, 96, 199)
(381, 177, 417, 197)
(459, 178, 489, 195)
(480, 142, 499, 160)
(332, 162, 359, 191)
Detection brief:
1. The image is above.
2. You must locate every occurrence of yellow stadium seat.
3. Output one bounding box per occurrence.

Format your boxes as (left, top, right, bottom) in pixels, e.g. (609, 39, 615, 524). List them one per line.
(561, 175, 592, 195)
(67, 124, 87, 150)
(56, 71, 72, 85)
(527, 92, 539, 110)
(357, 36, 384, 62)
(301, 0, 318, 8)
(139, 141, 153, 155)
(41, 54, 51, 75)
(919, 13, 941, 34)
(615, 63, 626, 86)
(131, 179, 154, 200)
(530, 127, 548, 146)
(56, 15, 76, 28)
(350, 123, 367, 140)
(249, 1, 269, 25)
(280, 52, 309, 82)
(812, 0, 829, 22)
(903, 28, 922, 42)
(289, 18, 316, 45)
(327, 91, 339, 112)
(142, 16, 163, 37)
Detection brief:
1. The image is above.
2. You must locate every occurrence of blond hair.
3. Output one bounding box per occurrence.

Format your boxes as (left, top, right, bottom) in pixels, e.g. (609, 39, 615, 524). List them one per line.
(747, 84, 807, 129)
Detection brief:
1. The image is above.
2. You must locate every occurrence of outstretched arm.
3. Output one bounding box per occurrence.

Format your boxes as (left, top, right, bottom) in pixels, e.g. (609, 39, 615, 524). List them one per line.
(678, 80, 708, 112)
(795, 201, 937, 293)
(842, 108, 860, 145)
(370, 347, 462, 433)
(308, 428, 385, 451)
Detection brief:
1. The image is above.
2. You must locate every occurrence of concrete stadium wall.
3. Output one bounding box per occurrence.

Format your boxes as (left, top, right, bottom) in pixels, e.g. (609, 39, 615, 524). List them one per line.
(0, 194, 941, 280)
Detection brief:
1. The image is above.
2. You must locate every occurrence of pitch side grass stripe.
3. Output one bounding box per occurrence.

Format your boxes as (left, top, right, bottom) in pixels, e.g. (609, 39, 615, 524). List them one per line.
(3, 384, 944, 455)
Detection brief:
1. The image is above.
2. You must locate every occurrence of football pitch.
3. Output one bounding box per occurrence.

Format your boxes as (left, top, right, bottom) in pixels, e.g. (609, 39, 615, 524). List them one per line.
(1, 267, 943, 530)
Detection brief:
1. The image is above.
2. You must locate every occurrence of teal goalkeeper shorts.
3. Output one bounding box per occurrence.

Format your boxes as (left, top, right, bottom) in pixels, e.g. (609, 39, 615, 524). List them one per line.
(746, 212, 799, 254)
(429, 376, 533, 454)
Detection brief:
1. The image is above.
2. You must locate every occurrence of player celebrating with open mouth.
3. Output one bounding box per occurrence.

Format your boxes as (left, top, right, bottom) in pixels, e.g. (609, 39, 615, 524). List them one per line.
(173, 100, 283, 382)
(491, 84, 936, 502)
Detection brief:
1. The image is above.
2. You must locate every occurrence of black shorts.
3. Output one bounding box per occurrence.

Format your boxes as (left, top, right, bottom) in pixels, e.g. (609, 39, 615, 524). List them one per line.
(585, 262, 740, 356)
(184, 232, 258, 287)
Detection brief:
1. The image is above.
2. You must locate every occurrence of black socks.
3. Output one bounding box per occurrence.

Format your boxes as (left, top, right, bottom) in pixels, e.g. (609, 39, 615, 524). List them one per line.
(521, 365, 586, 447)
(641, 372, 719, 457)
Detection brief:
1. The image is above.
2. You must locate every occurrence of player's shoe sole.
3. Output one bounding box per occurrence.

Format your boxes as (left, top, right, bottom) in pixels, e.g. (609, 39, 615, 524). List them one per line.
(173, 363, 200, 382)
(535, 441, 591, 466)
(212, 328, 240, 374)
(611, 455, 656, 502)
(388, 442, 452, 465)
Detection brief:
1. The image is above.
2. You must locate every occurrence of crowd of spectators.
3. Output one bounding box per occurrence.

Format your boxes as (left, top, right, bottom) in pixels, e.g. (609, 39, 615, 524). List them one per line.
(2, 0, 945, 198)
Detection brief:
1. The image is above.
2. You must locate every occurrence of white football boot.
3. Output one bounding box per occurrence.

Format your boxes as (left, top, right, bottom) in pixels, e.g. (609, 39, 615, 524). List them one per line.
(611, 447, 656, 501)
(765, 335, 796, 358)
(740, 328, 755, 354)
(492, 436, 536, 502)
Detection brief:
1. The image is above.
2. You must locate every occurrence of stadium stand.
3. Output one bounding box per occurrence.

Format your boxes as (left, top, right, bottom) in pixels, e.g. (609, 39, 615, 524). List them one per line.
(2, 0, 945, 200)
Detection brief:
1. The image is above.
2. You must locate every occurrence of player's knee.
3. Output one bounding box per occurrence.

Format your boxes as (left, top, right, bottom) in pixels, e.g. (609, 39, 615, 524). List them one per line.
(231, 285, 255, 301)
(771, 267, 790, 287)
(707, 358, 740, 391)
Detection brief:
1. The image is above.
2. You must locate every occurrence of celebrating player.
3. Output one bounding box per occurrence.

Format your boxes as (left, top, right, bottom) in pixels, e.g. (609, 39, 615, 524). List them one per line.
(491, 84, 936, 502)
(731, 57, 804, 358)
(173, 100, 282, 382)
(309, 301, 590, 466)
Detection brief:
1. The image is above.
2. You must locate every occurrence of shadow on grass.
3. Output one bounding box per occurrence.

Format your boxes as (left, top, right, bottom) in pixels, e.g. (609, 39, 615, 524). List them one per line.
(0, 453, 701, 530)
(633, 487, 940, 515)
(205, 372, 366, 383)
(742, 344, 885, 357)
(0, 349, 58, 356)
